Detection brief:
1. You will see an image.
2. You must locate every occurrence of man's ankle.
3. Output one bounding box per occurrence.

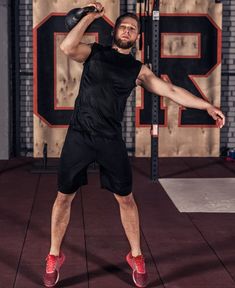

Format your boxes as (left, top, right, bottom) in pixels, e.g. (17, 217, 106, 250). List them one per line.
(49, 250, 60, 257)
(131, 250, 142, 257)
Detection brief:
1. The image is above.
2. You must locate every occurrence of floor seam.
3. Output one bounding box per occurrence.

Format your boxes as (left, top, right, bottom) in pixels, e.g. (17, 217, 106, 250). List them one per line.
(0, 160, 10, 175)
(13, 173, 41, 288)
(80, 188, 90, 288)
(182, 158, 200, 177)
(140, 226, 166, 287)
(186, 213, 235, 285)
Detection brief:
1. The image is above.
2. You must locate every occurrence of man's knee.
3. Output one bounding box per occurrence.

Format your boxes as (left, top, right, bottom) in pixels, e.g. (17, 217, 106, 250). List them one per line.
(54, 191, 76, 208)
(114, 192, 136, 208)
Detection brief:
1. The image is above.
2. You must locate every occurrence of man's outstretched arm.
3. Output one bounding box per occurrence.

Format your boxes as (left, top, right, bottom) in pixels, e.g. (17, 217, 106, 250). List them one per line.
(137, 65, 225, 128)
(60, 2, 104, 63)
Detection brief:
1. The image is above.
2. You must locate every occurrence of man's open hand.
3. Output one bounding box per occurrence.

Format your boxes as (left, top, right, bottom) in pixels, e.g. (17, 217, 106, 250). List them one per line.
(207, 106, 225, 128)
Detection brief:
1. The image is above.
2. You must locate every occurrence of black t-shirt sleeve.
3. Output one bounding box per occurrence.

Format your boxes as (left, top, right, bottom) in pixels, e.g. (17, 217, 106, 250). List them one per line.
(84, 42, 103, 64)
(133, 60, 143, 86)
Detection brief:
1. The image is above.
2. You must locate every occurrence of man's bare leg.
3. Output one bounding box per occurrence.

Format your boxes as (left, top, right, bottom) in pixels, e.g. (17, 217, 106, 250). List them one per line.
(114, 192, 141, 257)
(49, 191, 76, 256)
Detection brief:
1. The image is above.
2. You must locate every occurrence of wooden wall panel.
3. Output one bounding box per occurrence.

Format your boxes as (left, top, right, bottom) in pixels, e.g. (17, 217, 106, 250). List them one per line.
(55, 34, 96, 108)
(161, 34, 200, 58)
(33, 0, 118, 27)
(135, 0, 222, 157)
(33, 0, 119, 157)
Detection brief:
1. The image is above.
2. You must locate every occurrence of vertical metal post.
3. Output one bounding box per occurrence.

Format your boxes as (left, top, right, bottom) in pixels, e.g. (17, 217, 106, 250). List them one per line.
(0, 0, 10, 159)
(13, 0, 21, 156)
(151, 0, 160, 182)
(43, 143, 48, 169)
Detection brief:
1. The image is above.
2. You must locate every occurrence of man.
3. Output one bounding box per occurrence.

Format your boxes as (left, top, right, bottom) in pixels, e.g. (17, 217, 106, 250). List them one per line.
(43, 3, 225, 288)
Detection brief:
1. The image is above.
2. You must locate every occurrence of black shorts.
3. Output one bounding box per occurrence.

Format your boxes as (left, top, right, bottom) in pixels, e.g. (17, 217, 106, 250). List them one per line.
(58, 127, 132, 196)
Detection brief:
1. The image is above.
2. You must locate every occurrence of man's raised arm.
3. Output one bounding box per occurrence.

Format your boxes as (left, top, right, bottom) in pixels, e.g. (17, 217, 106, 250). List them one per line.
(60, 2, 104, 63)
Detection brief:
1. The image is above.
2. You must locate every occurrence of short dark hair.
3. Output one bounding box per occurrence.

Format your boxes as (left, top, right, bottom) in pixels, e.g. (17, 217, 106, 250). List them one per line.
(114, 13, 141, 33)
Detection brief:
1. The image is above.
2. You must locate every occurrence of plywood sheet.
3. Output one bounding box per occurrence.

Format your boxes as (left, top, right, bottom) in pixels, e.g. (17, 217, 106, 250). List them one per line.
(135, 0, 222, 157)
(33, 0, 119, 28)
(33, 0, 119, 157)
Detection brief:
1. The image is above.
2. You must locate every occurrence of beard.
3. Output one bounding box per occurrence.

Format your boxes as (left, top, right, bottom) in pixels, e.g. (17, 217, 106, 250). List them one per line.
(113, 32, 135, 49)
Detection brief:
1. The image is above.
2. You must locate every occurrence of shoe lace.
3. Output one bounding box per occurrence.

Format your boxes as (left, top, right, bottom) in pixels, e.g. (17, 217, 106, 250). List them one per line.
(134, 255, 145, 274)
(46, 255, 56, 273)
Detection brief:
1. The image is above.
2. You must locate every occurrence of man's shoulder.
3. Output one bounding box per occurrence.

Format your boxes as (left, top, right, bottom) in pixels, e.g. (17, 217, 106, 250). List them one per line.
(91, 42, 105, 50)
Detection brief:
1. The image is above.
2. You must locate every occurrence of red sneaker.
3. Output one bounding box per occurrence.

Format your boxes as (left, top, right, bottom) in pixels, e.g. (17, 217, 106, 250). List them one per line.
(43, 252, 65, 287)
(126, 252, 148, 288)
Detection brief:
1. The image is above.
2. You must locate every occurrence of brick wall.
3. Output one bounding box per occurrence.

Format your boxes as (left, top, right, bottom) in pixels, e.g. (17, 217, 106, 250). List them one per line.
(221, 0, 235, 152)
(18, 0, 33, 156)
(16, 0, 235, 156)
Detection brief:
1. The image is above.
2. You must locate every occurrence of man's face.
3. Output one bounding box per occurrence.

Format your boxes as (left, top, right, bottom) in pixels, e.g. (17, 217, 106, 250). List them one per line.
(113, 17, 139, 49)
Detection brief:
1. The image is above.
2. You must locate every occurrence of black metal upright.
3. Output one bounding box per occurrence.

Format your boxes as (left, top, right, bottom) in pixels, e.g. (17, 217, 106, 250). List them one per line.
(151, 0, 160, 182)
(12, 0, 21, 156)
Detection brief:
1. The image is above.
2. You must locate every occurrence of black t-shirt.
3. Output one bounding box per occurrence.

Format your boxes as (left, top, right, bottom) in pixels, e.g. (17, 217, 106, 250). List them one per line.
(70, 42, 142, 138)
